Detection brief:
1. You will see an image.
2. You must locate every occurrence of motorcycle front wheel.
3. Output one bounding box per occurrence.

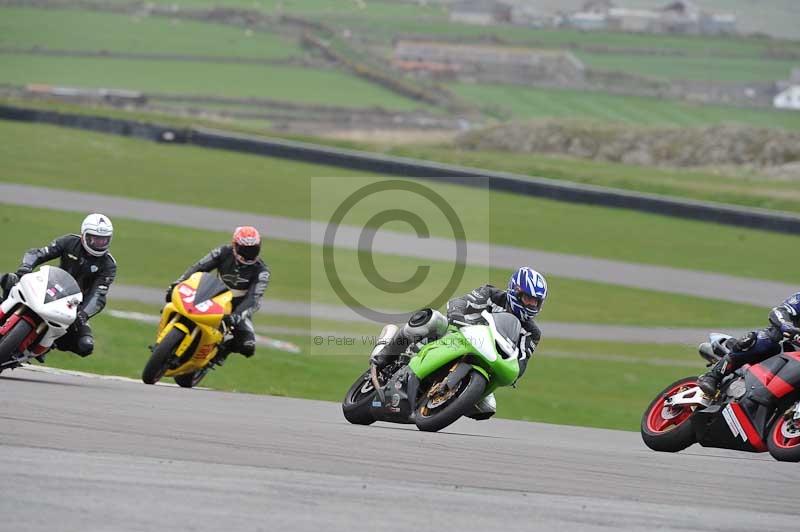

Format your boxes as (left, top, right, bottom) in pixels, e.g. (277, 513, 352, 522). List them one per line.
(415, 367, 486, 433)
(0, 319, 33, 368)
(767, 410, 800, 462)
(142, 328, 184, 385)
(174, 367, 209, 389)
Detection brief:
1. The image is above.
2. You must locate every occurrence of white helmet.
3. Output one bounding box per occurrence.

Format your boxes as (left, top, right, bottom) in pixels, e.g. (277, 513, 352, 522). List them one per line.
(81, 213, 113, 257)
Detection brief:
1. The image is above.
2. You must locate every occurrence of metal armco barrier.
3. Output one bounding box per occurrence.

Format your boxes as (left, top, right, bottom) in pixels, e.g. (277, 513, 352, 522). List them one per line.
(3, 103, 800, 234)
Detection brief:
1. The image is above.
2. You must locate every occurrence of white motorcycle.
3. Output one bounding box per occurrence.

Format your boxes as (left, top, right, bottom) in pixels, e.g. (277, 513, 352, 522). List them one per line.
(0, 266, 83, 371)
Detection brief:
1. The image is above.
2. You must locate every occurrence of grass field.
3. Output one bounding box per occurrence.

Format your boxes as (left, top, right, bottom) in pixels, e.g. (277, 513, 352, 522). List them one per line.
(451, 83, 800, 130)
(2, 119, 799, 284)
(36, 298, 703, 431)
(575, 52, 796, 83)
(0, 204, 769, 328)
(0, 8, 302, 59)
(0, 54, 423, 110)
(339, 16, 800, 57)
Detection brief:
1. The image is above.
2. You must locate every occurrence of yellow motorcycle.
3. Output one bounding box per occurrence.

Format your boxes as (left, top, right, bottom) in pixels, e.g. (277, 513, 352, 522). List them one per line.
(142, 272, 233, 388)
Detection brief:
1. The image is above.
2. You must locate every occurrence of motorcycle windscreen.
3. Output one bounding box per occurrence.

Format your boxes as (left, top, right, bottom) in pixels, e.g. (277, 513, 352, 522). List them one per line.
(194, 273, 230, 306)
(493, 313, 521, 344)
(44, 267, 81, 304)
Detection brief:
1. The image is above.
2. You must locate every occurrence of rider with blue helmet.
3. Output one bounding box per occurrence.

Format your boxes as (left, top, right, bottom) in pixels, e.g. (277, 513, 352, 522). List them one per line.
(370, 267, 548, 420)
(447, 266, 547, 373)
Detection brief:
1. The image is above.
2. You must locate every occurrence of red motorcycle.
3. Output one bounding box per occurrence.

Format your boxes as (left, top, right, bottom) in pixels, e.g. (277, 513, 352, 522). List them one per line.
(642, 333, 800, 461)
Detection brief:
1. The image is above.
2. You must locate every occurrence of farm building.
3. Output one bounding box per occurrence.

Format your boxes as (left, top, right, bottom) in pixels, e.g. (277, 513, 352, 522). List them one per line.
(563, 0, 736, 35)
(393, 40, 585, 85)
(448, 0, 512, 26)
(774, 86, 800, 111)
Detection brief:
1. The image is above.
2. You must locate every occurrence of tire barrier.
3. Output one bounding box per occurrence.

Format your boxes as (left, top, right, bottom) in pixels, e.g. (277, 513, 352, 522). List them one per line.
(3, 103, 800, 234)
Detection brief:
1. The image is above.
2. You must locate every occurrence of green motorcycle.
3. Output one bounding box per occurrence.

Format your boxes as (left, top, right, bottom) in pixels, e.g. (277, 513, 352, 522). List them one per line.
(342, 310, 522, 432)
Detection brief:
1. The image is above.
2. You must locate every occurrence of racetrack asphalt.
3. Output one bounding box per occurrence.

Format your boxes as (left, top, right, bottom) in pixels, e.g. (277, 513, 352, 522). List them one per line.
(1, 367, 798, 532)
(1, 183, 795, 306)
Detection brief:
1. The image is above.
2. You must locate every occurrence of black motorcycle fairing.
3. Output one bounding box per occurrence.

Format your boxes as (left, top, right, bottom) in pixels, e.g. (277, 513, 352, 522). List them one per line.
(369, 366, 415, 424)
(492, 312, 521, 345)
(193, 273, 229, 306)
(744, 352, 800, 407)
(687, 353, 800, 454)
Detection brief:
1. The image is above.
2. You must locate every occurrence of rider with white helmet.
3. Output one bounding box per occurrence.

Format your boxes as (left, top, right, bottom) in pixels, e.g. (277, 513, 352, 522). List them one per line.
(0, 213, 117, 357)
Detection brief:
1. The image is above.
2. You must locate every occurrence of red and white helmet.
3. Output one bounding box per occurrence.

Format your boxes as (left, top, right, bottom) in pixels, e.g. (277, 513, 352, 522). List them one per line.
(81, 213, 113, 257)
(232, 226, 261, 265)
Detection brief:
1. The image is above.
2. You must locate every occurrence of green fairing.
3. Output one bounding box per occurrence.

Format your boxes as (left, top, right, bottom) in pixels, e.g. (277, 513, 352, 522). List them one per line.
(408, 326, 520, 394)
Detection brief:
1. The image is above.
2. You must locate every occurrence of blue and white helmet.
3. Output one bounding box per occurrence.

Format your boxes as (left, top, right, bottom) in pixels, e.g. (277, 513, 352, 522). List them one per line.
(507, 267, 548, 321)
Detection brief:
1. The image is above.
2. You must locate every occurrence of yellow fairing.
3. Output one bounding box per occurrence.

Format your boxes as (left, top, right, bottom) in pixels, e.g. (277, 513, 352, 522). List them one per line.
(154, 272, 233, 377)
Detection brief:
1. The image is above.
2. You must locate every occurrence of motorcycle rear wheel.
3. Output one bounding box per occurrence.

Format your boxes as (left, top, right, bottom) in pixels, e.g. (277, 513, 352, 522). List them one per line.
(0, 320, 33, 368)
(641, 376, 699, 452)
(142, 329, 184, 385)
(342, 370, 377, 425)
(415, 368, 486, 433)
(767, 412, 800, 462)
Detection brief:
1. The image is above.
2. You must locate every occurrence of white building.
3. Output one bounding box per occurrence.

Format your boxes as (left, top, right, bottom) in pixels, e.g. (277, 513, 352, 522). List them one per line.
(774, 86, 800, 110)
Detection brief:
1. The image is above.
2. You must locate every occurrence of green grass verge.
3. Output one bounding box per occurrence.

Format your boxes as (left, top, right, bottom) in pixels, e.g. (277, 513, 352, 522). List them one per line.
(0, 7, 301, 59)
(386, 145, 800, 214)
(0, 54, 422, 110)
(575, 52, 795, 83)
(451, 83, 800, 130)
(2, 119, 799, 285)
(39, 300, 703, 431)
(0, 204, 769, 327)
(5, 96, 799, 215)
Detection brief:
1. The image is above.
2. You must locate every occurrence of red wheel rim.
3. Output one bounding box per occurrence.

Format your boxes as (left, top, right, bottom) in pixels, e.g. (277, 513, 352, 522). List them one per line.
(646, 381, 697, 434)
(770, 418, 800, 449)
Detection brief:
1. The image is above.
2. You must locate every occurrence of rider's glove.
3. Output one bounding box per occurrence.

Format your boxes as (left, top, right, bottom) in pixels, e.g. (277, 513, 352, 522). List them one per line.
(76, 310, 89, 325)
(15, 266, 32, 278)
(164, 283, 177, 303)
(1, 272, 19, 291)
(780, 323, 800, 338)
(223, 313, 242, 329)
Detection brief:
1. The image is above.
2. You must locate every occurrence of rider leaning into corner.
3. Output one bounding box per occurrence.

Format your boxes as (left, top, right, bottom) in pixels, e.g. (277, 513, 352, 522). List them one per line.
(698, 292, 800, 395)
(0, 213, 117, 359)
(166, 226, 270, 365)
(371, 266, 547, 420)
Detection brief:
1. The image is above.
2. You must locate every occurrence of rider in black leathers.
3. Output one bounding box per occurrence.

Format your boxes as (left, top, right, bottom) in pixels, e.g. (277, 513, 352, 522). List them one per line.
(446, 284, 542, 378)
(698, 292, 800, 395)
(370, 268, 547, 419)
(167, 226, 270, 363)
(0, 214, 116, 357)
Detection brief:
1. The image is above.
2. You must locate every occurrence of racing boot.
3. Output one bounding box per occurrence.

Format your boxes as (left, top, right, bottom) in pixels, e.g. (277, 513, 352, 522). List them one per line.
(467, 393, 496, 421)
(369, 324, 403, 371)
(697, 354, 733, 396)
(210, 341, 232, 367)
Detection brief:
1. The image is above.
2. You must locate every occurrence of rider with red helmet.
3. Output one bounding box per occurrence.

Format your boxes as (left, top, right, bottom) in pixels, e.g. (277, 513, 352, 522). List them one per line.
(167, 226, 271, 363)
